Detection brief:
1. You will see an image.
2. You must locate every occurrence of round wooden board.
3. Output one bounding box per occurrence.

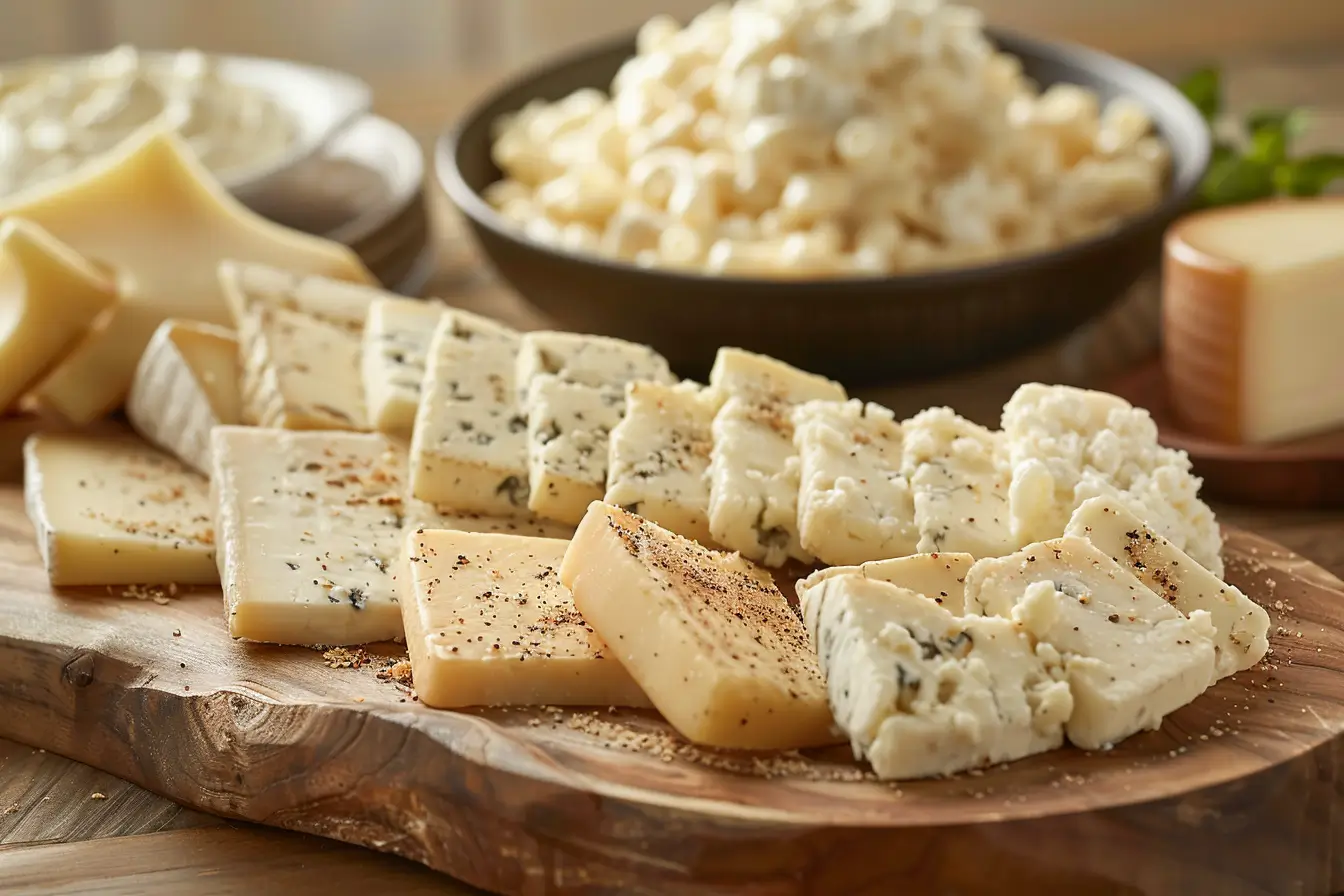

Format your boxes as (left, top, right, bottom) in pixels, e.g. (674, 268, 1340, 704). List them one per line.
(0, 489, 1342, 895)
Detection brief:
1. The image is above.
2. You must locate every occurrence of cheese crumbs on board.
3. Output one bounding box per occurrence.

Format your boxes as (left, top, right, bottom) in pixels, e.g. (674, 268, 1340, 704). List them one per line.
(560, 501, 839, 750)
(402, 530, 650, 709)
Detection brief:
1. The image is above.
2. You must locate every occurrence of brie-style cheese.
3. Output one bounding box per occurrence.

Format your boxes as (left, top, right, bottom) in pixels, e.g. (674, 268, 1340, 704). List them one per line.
(360, 296, 447, 438)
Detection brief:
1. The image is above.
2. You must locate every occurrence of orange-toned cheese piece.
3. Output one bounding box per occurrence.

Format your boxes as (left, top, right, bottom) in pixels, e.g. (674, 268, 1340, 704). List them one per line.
(1164, 200, 1344, 445)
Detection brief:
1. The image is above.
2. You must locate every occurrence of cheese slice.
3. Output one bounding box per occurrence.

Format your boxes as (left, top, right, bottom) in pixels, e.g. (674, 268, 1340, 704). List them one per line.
(403, 530, 650, 708)
(964, 535, 1216, 750)
(6, 130, 373, 423)
(218, 262, 378, 331)
(211, 426, 410, 645)
(409, 310, 531, 515)
(237, 305, 368, 431)
(361, 297, 447, 438)
(0, 219, 117, 413)
(517, 333, 674, 525)
(1065, 496, 1269, 679)
(126, 319, 240, 475)
(797, 551, 975, 620)
(1164, 199, 1344, 445)
(803, 575, 1072, 779)
(604, 379, 720, 545)
(560, 502, 838, 749)
(901, 406, 1016, 559)
(794, 399, 917, 566)
(403, 499, 574, 539)
(706, 348, 847, 566)
(24, 433, 216, 586)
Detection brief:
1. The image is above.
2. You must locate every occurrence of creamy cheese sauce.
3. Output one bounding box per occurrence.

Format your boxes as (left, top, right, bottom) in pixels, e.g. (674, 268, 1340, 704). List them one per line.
(0, 46, 296, 197)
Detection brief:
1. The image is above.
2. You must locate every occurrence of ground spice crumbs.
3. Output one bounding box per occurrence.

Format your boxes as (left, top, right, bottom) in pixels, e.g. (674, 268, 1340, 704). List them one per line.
(322, 646, 374, 669)
(90, 792, 107, 800)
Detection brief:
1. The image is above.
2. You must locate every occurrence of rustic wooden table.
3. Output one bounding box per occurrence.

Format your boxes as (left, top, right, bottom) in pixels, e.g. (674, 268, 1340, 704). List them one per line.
(2, 54, 1344, 895)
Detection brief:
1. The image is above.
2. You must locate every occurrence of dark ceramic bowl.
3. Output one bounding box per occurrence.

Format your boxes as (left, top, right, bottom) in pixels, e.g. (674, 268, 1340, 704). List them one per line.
(438, 28, 1209, 384)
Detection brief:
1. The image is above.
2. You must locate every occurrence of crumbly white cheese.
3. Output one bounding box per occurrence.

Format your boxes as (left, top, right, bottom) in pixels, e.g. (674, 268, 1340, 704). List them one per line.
(803, 575, 1072, 779)
(797, 551, 976, 625)
(604, 379, 720, 545)
(964, 535, 1217, 750)
(1066, 496, 1268, 679)
(1001, 383, 1223, 576)
(408, 310, 531, 516)
(901, 406, 1016, 559)
(361, 297, 447, 438)
(794, 399, 917, 566)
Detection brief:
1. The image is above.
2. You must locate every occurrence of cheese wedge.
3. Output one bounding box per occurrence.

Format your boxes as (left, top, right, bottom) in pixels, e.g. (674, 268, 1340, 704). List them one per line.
(403, 530, 650, 708)
(212, 426, 409, 645)
(964, 536, 1216, 750)
(560, 502, 838, 749)
(237, 305, 367, 430)
(409, 310, 531, 515)
(361, 297, 447, 438)
(1066, 496, 1269, 679)
(1164, 200, 1344, 445)
(0, 219, 118, 413)
(794, 399, 917, 566)
(797, 551, 975, 620)
(803, 575, 1072, 779)
(126, 320, 240, 475)
(4, 130, 373, 422)
(24, 433, 216, 586)
(517, 332, 674, 525)
(604, 379, 720, 545)
(901, 406, 1016, 559)
(706, 348, 847, 566)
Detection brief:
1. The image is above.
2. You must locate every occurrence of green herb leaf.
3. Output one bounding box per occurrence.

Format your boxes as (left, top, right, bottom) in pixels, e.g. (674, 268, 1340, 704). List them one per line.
(1178, 67, 1221, 122)
(1199, 154, 1276, 207)
(1273, 153, 1344, 197)
(1245, 108, 1310, 165)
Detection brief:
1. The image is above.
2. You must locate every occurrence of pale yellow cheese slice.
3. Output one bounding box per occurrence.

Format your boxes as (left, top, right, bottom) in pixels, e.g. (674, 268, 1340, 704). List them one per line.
(1, 129, 373, 423)
(361, 296, 448, 438)
(126, 319, 240, 475)
(0, 218, 117, 413)
(237, 305, 368, 431)
(24, 432, 216, 586)
(797, 551, 976, 620)
(218, 261, 379, 331)
(403, 530, 651, 709)
(560, 501, 839, 749)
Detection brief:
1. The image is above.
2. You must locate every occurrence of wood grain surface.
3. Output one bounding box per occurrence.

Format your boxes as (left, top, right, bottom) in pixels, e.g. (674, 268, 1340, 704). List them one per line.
(0, 484, 1341, 894)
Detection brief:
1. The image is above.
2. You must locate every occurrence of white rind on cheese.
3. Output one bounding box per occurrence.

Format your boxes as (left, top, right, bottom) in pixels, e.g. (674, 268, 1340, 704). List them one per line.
(803, 575, 1072, 779)
(237, 305, 368, 431)
(360, 296, 447, 438)
(403, 530, 650, 708)
(211, 426, 411, 646)
(706, 347, 847, 566)
(794, 399, 917, 566)
(1066, 496, 1268, 679)
(604, 380, 720, 545)
(560, 501, 838, 749)
(408, 310, 532, 515)
(24, 433, 216, 586)
(964, 535, 1216, 750)
(126, 319, 240, 475)
(797, 551, 976, 625)
(0, 219, 118, 414)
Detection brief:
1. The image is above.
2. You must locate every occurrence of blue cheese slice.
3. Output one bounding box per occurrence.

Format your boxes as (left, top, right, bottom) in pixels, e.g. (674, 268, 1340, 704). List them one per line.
(964, 535, 1217, 750)
(706, 348, 846, 566)
(408, 310, 530, 516)
(211, 426, 410, 645)
(901, 407, 1015, 558)
(516, 330, 673, 395)
(603, 380, 720, 545)
(802, 575, 1072, 780)
(237, 305, 368, 431)
(1065, 496, 1268, 679)
(797, 551, 975, 622)
(794, 399, 917, 566)
(361, 296, 447, 438)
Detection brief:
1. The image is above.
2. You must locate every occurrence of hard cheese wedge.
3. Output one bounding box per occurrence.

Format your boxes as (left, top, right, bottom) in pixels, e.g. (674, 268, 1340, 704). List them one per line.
(706, 348, 846, 566)
(403, 530, 650, 708)
(126, 319, 240, 475)
(1066, 496, 1269, 679)
(560, 501, 838, 749)
(604, 380, 720, 545)
(797, 551, 975, 618)
(803, 575, 1072, 779)
(965, 535, 1216, 750)
(361, 297, 447, 438)
(1164, 199, 1344, 445)
(0, 218, 117, 413)
(794, 399, 917, 566)
(24, 433, 216, 586)
(212, 426, 409, 645)
(5, 130, 373, 423)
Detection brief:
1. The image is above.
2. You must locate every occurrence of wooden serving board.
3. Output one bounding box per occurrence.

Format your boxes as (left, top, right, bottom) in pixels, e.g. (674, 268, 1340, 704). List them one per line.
(1, 488, 1343, 895)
